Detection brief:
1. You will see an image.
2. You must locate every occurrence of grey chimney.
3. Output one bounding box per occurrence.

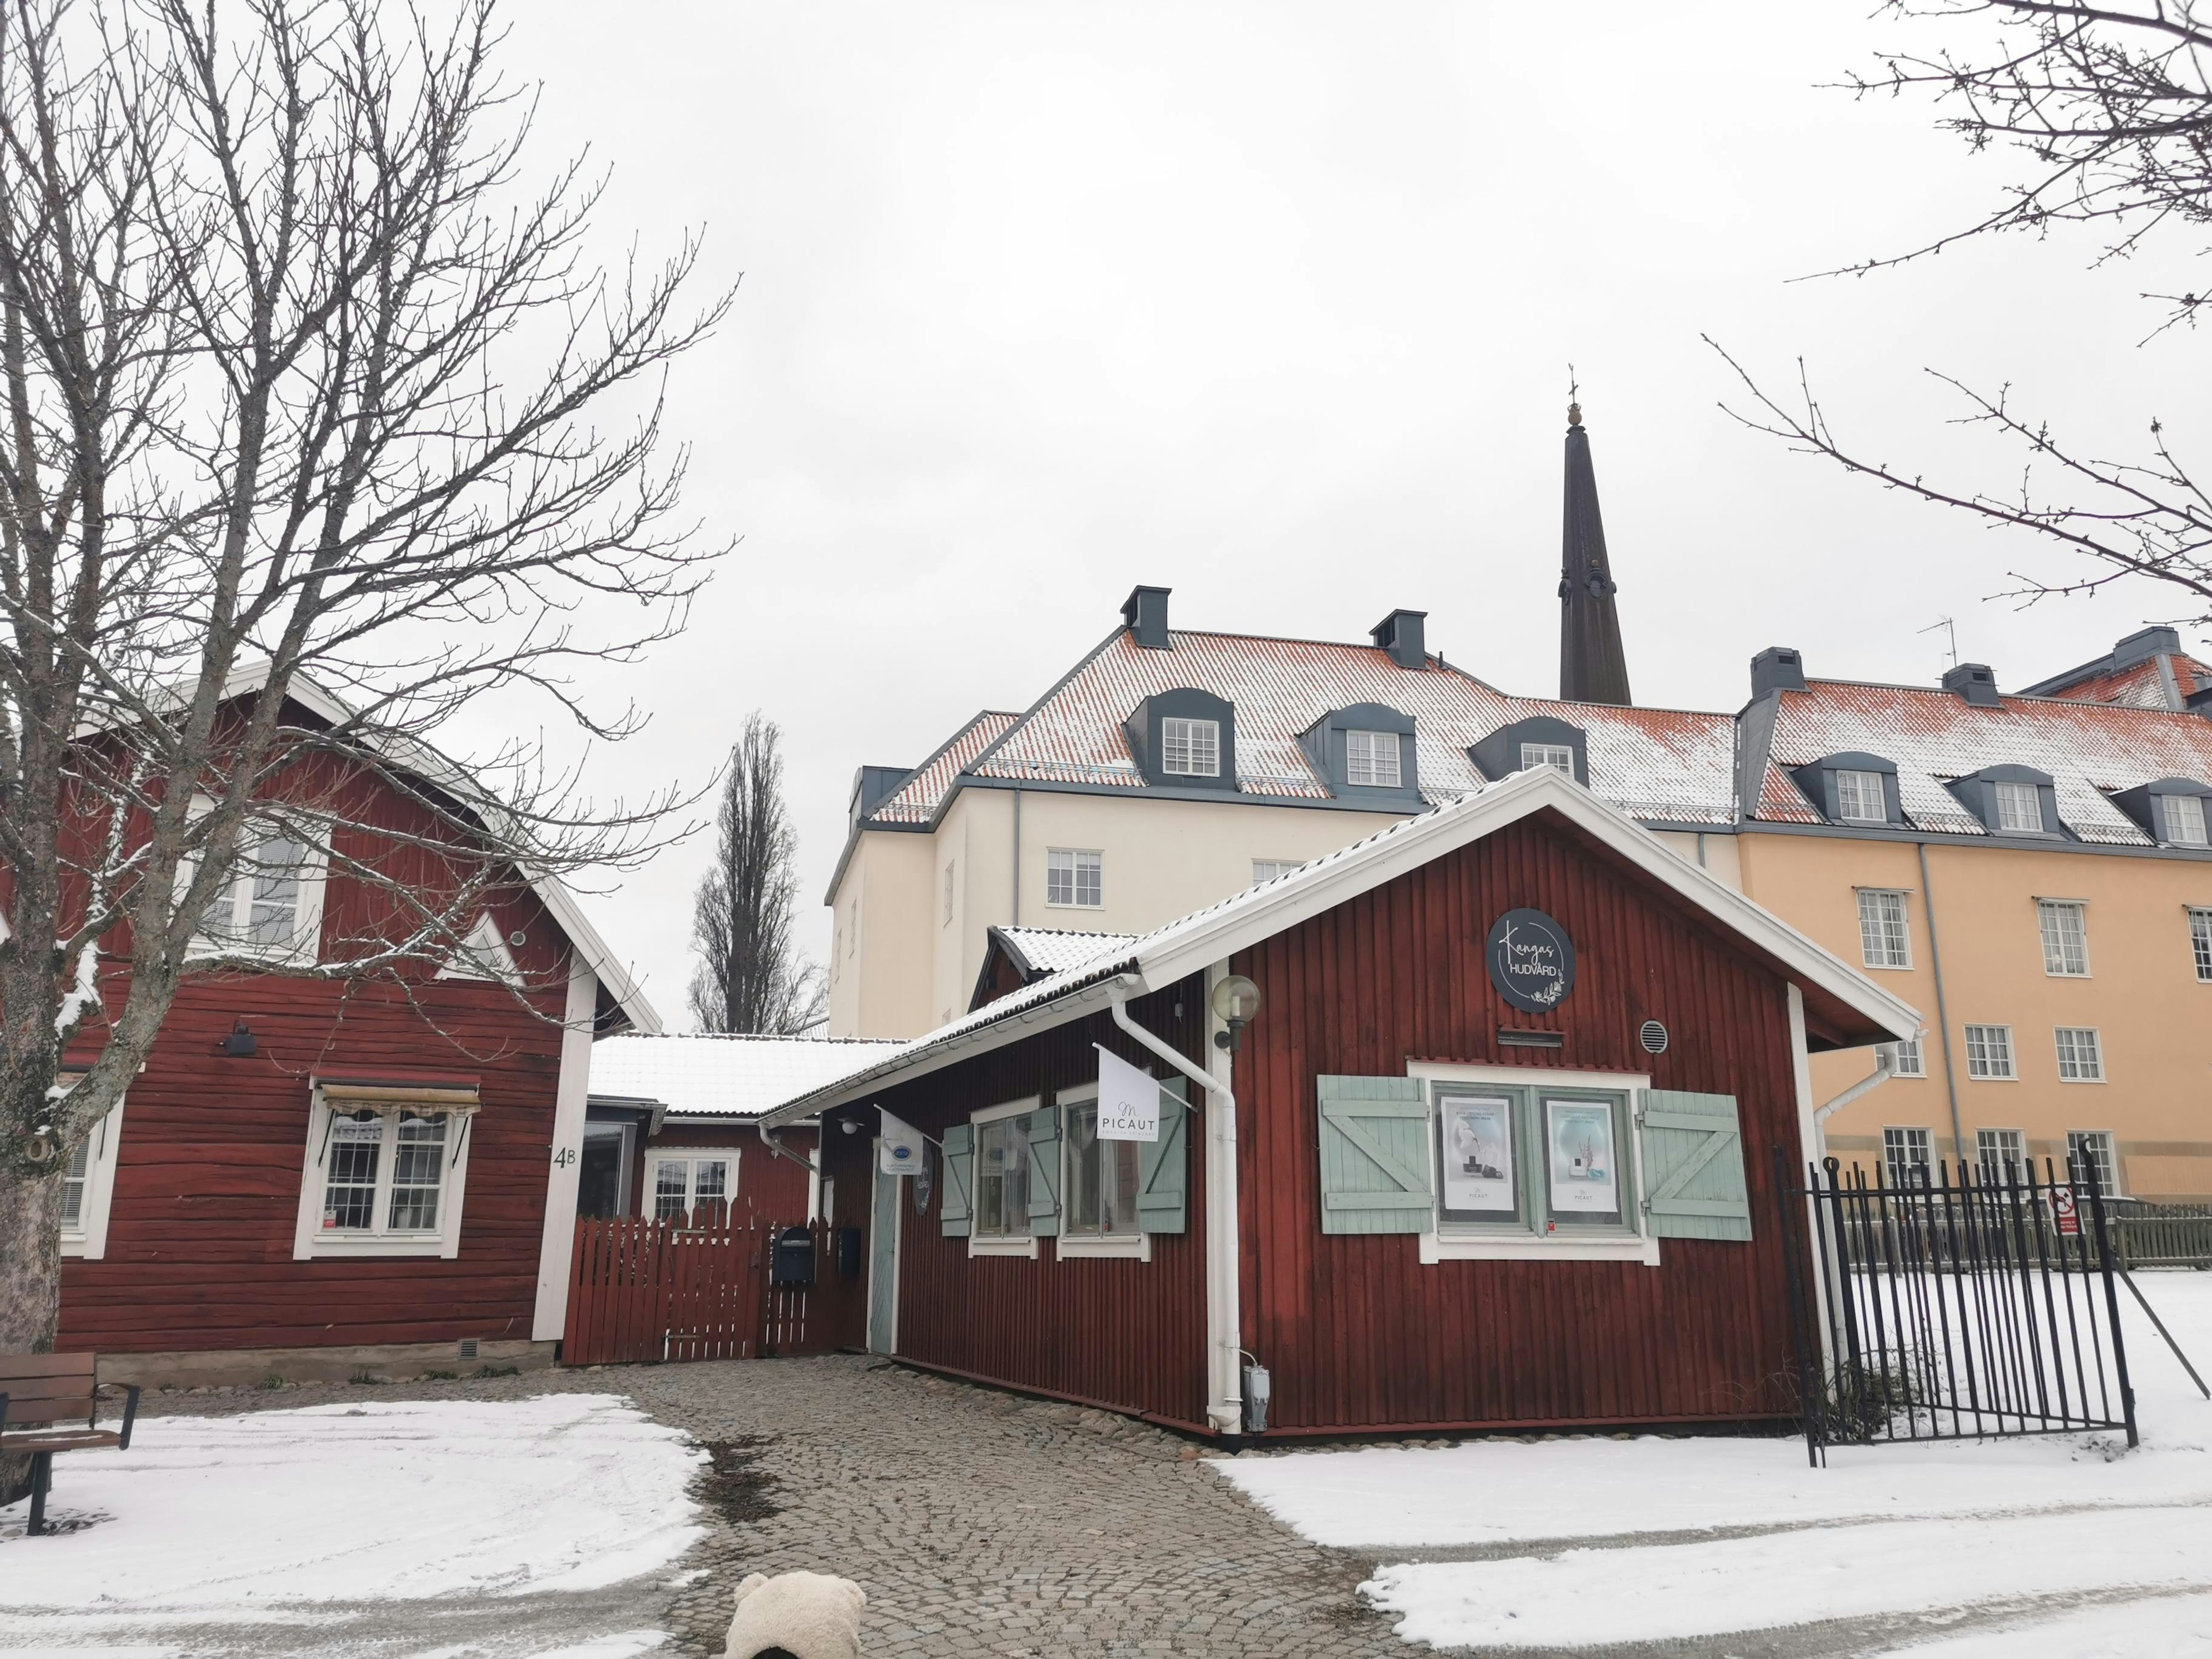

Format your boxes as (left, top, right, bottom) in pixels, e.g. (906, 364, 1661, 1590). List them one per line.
(1942, 662, 2002, 707)
(1122, 585, 1172, 650)
(1750, 646, 1807, 699)
(1370, 609, 1429, 670)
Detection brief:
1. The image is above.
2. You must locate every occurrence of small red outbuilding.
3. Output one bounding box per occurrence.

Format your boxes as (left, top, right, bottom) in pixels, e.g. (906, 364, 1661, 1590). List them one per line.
(763, 766, 1919, 1438)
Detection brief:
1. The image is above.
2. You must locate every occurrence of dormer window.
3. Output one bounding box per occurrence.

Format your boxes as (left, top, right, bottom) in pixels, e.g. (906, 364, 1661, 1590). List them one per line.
(2171, 794, 2210, 847)
(1520, 743, 1575, 777)
(1790, 751, 1903, 829)
(1995, 781, 2043, 835)
(1347, 730, 1402, 789)
(1469, 717, 1588, 789)
(2107, 777, 2212, 847)
(1161, 717, 1221, 778)
(1834, 769, 1887, 824)
(1948, 764, 2064, 839)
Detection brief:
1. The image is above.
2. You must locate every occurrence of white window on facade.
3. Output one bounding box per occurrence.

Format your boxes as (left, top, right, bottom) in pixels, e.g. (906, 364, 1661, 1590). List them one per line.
(1519, 743, 1575, 776)
(1834, 769, 1887, 824)
(2066, 1129, 2119, 1196)
(1159, 717, 1221, 778)
(1251, 859, 1300, 885)
(181, 816, 328, 963)
(972, 1112, 1032, 1239)
(2194, 908, 2212, 983)
(1063, 1099, 1140, 1239)
(1046, 849, 1103, 908)
(2166, 793, 2210, 847)
(1346, 730, 1402, 789)
(1878, 1036, 1925, 1077)
(647, 1153, 734, 1221)
(2037, 900, 2090, 976)
(2054, 1026, 2105, 1082)
(1883, 1126, 1934, 1188)
(309, 1106, 470, 1251)
(1964, 1024, 2016, 1080)
(1994, 780, 2044, 834)
(58, 1098, 126, 1259)
(1975, 1127, 2027, 1185)
(1857, 889, 1911, 969)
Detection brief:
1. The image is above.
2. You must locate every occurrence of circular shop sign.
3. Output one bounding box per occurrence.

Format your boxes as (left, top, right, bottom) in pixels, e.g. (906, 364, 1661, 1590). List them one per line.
(1486, 908, 1577, 1013)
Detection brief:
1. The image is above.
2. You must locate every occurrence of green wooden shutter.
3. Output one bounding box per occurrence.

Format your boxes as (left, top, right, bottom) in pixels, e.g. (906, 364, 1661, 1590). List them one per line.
(940, 1122, 973, 1238)
(1137, 1076, 1190, 1234)
(1637, 1090, 1752, 1241)
(1318, 1075, 1433, 1234)
(1027, 1104, 1062, 1237)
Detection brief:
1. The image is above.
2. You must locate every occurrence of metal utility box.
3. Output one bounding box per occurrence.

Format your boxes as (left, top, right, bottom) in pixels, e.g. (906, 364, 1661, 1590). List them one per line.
(770, 1226, 816, 1286)
(836, 1225, 863, 1280)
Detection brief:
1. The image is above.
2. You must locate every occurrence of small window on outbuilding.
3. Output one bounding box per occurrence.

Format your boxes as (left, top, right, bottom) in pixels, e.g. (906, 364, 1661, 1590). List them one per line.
(1467, 716, 1588, 789)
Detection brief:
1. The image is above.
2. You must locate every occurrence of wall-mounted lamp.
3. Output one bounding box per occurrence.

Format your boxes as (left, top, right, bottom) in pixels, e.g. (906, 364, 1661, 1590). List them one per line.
(840, 1116, 861, 1135)
(222, 1018, 257, 1058)
(1210, 975, 1262, 1052)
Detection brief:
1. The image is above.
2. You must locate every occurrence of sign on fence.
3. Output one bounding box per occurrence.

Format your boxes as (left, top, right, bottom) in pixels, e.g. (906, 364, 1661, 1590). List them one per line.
(2051, 1185, 2081, 1237)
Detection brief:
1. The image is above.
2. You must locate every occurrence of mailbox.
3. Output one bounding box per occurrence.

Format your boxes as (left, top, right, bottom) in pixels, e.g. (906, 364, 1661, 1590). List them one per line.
(836, 1225, 863, 1281)
(770, 1225, 816, 1286)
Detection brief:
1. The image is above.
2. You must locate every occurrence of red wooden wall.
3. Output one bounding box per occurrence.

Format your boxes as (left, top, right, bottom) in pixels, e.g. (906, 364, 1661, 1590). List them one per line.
(817, 980, 1213, 1431)
(632, 1122, 817, 1222)
(1234, 810, 1806, 1433)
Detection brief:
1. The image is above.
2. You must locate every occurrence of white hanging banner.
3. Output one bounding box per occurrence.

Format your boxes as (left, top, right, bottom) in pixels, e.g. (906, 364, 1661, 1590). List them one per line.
(878, 1108, 925, 1175)
(1095, 1046, 1162, 1142)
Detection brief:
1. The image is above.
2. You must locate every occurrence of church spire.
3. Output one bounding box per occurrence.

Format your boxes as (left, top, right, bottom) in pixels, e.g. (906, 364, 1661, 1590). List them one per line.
(1558, 392, 1632, 706)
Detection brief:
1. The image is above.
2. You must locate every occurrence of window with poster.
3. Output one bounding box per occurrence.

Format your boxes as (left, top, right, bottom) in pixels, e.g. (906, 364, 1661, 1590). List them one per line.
(1434, 1081, 1639, 1243)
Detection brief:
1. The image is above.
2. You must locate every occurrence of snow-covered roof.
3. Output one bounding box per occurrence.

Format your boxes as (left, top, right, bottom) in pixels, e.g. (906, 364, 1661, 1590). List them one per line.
(1758, 680, 2212, 845)
(766, 767, 1922, 1127)
(993, 925, 1141, 979)
(590, 1031, 904, 1119)
(859, 627, 1736, 832)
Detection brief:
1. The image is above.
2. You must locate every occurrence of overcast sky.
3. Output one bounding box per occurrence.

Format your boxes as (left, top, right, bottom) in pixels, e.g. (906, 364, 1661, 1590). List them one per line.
(477, 2, 2205, 1029)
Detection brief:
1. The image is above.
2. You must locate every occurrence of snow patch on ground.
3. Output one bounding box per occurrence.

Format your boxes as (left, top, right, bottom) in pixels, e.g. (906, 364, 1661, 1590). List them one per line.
(1217, 1274, 2212, 1652)
(0, 1393, 704, 1615)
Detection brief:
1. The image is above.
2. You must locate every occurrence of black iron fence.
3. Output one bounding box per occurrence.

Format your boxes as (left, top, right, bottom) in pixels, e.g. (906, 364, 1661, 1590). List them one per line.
(1775, 1153, 2137, 1465)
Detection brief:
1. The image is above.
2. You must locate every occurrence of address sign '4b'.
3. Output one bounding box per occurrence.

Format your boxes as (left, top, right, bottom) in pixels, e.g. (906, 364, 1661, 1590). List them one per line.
(1486, 908, 1577, 1013)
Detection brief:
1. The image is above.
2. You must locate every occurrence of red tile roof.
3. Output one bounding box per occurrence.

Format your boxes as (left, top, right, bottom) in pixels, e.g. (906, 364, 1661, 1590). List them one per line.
(869, 711, 1019, 824)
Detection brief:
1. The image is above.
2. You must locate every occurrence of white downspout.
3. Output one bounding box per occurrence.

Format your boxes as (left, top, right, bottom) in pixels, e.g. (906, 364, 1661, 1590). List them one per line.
(1111, 980, 1243, 1437)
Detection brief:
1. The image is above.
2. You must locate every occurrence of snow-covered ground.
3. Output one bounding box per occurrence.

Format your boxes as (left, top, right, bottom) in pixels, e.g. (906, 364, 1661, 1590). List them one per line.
(1218, 1272, 2212, 1654)
(0, 1392, 703, 1657)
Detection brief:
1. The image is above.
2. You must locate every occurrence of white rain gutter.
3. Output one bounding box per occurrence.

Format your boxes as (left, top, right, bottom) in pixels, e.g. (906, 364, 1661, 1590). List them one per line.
(1110, 984, 1244, 1437)
(1816, 1048, 1898, 1126)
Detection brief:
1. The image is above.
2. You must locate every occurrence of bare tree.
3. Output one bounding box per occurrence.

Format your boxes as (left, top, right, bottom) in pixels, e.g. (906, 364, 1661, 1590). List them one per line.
(687, 713, 824, 1035)
(0, 0, 728, 1418)
(1716, 2, 2212, 631)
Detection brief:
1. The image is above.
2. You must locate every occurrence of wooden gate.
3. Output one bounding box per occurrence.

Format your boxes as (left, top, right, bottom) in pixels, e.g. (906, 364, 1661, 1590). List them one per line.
(563, 1212, 861, 1366)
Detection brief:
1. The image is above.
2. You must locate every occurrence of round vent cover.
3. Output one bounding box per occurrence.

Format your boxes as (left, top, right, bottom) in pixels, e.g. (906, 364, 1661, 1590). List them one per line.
(1639, 1020, 1669, 1055)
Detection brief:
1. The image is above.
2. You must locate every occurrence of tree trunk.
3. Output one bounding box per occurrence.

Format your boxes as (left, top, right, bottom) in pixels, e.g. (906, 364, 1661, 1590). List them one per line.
(0, 1156, 66, 1506)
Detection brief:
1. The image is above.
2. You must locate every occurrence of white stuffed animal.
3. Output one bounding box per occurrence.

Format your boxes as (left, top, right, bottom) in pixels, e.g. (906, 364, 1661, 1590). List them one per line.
(721, 1570, 867, 1659)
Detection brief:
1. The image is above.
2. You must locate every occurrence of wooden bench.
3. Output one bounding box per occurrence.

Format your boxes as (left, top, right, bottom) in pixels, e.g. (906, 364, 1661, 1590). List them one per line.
(2, 1353, 140, 1536)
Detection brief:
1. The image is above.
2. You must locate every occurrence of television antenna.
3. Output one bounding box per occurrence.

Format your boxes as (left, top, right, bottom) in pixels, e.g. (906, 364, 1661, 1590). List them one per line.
(1919, 616, 1959, 671)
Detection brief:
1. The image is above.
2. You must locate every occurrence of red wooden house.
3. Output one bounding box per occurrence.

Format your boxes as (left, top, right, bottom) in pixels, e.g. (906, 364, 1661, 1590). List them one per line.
(760, 766, 1919, 1437)
(55, 678, 658, 1387)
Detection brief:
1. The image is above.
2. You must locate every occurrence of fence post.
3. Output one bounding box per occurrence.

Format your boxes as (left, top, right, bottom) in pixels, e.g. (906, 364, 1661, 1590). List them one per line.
(2084, 1177, 2139, 1448)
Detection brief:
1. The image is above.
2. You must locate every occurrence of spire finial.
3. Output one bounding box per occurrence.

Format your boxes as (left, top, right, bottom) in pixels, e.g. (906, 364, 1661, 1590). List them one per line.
(1567, 364, 1581, 429)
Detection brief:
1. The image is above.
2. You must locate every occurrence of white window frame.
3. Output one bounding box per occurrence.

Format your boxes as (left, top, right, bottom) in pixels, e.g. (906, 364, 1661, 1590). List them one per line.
(1251, 859, 1300, 885)
(59, 1094, 127, 1261)
(1975, 1127, 2027, 1185)
(1044, 848, 1103, 910)
(968, 1096, 1041, 1258)
(1052, 1083, 1150, 1261)
(2054, 1026, 2105, 1083)
(1344, 729, 1402, 789)
(1519, 743, 1575, 777)
(1408, 1062, 1657, 1266)
(177, 797, 329, 965)
(2164, 793, 2210, 847)
(1856, 888, 1912, 970)
(2189, 907, 2212, 983)
(1834, 769, 1888, 824)
(1964, 1024, 2017, 1081)
(291, 1090, 477, 1260)
(1994, 779, 2045, 835)
(2066, 1129, 2120, 1197)
(1158, 717, 1221, 779)
(2036, 899, 2090, 978)
(1878, 1037, 1925, 1078)
(644, 1148, 744, 1221)
(1883, 1126, 1934, 1189)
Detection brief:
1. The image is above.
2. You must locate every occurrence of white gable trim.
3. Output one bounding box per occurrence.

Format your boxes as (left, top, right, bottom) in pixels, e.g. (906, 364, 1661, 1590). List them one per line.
(436, 914, 524, 986)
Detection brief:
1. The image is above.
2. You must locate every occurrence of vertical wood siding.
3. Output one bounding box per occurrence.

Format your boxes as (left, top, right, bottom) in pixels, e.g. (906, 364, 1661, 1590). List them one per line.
(823, 982, 1213, 1430)
(632, 1123, 817, 1222)
(1234, 812, 1806, 1432)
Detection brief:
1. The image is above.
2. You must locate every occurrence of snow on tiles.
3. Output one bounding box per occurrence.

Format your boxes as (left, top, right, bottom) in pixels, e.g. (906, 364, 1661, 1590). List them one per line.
(1215, 1274, 2212, 1652)
(0, 1395, 704, 1614)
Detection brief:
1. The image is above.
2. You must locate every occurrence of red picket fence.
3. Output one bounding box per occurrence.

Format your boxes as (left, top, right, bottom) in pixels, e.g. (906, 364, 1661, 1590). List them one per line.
(563, 1211, 860, 1366)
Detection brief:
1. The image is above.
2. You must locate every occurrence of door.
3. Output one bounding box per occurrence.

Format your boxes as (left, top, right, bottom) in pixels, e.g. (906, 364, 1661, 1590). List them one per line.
(868, 1143, 900, 1355)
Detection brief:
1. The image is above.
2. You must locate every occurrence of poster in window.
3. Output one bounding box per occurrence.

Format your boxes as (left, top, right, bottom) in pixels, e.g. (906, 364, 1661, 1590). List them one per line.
(1440, 1096, 1516, 1217)
(1546, 1099, 1619, 1218)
